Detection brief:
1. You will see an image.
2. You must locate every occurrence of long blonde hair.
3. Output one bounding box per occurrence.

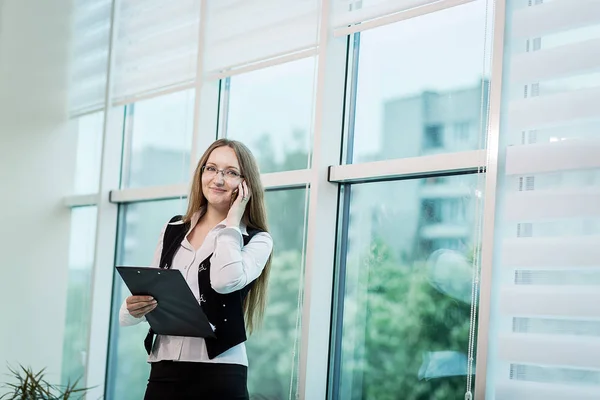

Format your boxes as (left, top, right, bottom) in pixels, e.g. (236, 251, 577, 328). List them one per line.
(183, 138, 272, 334)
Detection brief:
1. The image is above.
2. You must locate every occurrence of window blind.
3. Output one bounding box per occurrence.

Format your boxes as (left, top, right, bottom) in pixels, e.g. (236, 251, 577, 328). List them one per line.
(203, 0, 319, 77)
(332, 0, 452, 32)
(490, 1, 600, 399)
(69, 0, 111, 116)
(112, 0, 201, 102)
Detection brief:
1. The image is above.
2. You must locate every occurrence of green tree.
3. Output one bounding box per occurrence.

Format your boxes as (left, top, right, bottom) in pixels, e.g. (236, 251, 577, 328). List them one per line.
(343, 237, 473, 400)
(244, 134, 308, 399)
(60, 269, 92, 388)
(246, 250, 303, 399)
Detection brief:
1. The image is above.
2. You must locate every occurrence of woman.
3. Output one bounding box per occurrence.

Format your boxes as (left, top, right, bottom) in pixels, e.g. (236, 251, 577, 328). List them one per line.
(119, 139, 273, 399)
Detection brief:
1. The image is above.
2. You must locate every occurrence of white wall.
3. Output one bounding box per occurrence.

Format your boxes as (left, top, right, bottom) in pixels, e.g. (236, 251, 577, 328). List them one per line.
(0, 0, 76, 388)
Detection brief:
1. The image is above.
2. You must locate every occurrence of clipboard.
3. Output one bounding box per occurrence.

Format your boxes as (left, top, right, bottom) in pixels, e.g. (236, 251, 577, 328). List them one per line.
(116, 266, 216, 339)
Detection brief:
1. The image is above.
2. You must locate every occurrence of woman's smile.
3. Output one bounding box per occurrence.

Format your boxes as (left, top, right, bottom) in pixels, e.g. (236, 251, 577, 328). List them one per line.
(209, 187, 227, 194)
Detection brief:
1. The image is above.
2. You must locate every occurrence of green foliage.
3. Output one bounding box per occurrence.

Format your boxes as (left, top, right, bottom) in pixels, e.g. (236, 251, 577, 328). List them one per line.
(246, 251, 303, 399)
(343, 237, 474, 400)
(60, 270, 91, 389)
(250, 134, 475, 399)
(1, 365, 92, 400)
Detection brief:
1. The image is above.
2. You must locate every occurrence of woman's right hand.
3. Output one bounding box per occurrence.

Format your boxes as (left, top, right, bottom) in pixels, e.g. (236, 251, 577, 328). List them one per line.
(126, 295, 157, 318)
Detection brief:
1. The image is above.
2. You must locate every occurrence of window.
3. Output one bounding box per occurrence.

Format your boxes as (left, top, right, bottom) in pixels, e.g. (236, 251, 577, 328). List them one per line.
(423, 125, 444, 149)
(422, 199, 443, 224)
(351, 1, 489, 163)
(122, 90, 194, 188)
(106, 199, 187, 400)
(246, 188, 308, 398)
(60, 206, 97, 387)
(73, 112, 104, 194)
(225, 58, 316, 173)
(104, 188, 307, 399)
(454, 121, 471, 143)
(333, 174, 479, 399)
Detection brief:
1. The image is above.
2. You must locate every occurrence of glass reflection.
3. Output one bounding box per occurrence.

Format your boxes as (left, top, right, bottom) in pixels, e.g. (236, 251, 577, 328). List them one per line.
(351, 1, 490, 163)
(338, 174, 479, 400)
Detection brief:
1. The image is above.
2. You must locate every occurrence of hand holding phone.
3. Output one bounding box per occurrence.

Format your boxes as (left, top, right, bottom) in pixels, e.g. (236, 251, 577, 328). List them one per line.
(226, 180, 250, 227)
(230, 188, 239, 207)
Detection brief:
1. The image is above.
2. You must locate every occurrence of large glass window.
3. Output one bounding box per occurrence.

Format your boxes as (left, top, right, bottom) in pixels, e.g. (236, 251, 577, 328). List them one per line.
(225, 58, 316, 173)
(60, 206, 98, 387)
(351, 1, 490, 163)
(335, 174, 480, 399)
(105, 190, 307, 399)
(122, 90, 194, 188)
(106, 199, 187, 400)
(246, 188, 308, 398)
(73, 112, 104, 194)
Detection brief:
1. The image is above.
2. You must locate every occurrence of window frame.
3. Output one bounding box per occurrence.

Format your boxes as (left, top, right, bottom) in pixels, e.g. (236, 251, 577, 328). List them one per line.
(61, 0, 505, 399)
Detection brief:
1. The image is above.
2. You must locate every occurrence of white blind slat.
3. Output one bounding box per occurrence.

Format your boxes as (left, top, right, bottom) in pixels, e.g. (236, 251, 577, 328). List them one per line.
(504, 189, 600, 221)
(511, 38, 600, 84)
(204, 0, 319, 75)
(498, 333, 600, 369)
(496, 380, 600, 400)
(505, 141, 600, 175)
(509, 86, 600, 130)
(332, 0, 436, 27)
(500, 287, 600, 319)
(69, 0, 111, 115)
(502, 236, 600, 267)
(112, 0, 200, 101)
(512, 0, 600, 38)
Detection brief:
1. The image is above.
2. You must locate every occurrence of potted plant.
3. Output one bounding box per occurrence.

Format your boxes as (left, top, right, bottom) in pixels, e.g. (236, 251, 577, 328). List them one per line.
(0, 365, 93, 400)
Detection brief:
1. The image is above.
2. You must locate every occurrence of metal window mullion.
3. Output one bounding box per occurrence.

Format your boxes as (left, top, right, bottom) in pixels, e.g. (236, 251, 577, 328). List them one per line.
(217, 77, 231, 139)
(190, 0, 221, 172)
(69, 104, 106, 119)
(341, 33, 360, 164)
(298, 0, 348, 397)
(119, 103, 135, 189)
(84, 0, 125, 398)
(333, 0, 477, 37)
(63, 193, 100, 208)
(329, 31, 357, 400)
(107, 170, 314, 204)
(207, 47, 318, 81)
(111, 81, 196, 107)
(329, 149, 487, 183)
(474, 0, 508, 398)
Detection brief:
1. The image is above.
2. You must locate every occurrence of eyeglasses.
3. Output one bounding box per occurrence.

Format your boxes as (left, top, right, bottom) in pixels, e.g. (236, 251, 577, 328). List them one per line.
(201, 165, 243, 181)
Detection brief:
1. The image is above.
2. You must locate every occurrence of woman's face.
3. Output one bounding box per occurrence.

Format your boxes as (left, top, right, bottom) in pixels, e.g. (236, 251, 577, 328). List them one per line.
(201, 146, 243, 211)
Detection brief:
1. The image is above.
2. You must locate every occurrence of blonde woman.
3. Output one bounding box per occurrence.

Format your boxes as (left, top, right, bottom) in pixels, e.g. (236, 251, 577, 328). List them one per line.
(119, 139, 273, 399)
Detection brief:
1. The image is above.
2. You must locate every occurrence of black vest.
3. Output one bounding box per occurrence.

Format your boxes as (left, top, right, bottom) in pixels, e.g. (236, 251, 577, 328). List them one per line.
(144, 215, 262, 359)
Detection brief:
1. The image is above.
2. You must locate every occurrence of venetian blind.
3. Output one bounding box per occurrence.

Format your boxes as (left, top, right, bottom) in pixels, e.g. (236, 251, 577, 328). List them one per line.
(112, 0, 201, 102)
(69, 0, 111, 116)
(490, 0, 600, 399)
(332, 0, 458, 33)
(203, 0, 320, 78)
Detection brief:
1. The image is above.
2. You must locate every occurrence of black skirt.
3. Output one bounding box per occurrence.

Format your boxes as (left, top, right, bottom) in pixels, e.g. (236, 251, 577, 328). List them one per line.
(143, 360, 249, 400)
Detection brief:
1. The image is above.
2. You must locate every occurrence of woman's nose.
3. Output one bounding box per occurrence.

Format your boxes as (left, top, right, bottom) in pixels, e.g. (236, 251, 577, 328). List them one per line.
(213, 174, 225, 185)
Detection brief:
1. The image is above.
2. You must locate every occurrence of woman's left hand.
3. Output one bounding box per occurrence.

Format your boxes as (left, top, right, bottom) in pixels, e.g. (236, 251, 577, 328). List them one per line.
(226, 180, 250, 228)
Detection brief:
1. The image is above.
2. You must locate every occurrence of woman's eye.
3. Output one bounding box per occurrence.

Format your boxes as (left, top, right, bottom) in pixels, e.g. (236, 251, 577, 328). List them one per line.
(226, 170, 240, 177)
(206, 166, 217, 172)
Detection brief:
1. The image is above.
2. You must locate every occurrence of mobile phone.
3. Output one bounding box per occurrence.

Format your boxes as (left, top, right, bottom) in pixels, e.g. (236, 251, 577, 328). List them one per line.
(230, 189, 239, 207)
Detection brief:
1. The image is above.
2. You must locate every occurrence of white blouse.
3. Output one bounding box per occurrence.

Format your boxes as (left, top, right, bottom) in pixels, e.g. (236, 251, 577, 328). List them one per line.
(118, 213, 273, 366)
